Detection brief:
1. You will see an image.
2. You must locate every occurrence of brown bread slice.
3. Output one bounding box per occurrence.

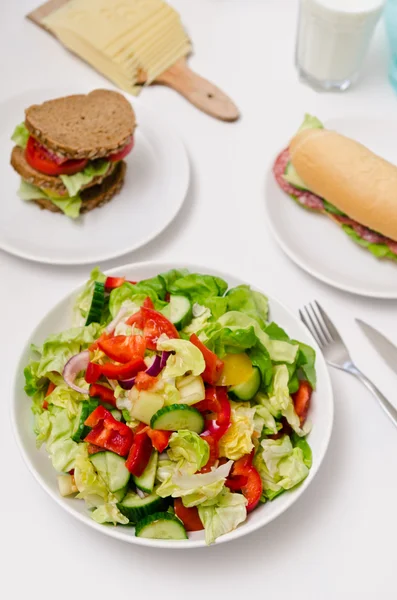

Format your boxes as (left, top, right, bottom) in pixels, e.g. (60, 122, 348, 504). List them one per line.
(11, 145, 116, 195)
(33, 161, 127, 215)
(25, 89, 136, 160)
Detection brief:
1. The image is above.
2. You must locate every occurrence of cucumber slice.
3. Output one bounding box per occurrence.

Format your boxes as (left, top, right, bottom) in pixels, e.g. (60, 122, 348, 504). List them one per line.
(133, 450, 158, 493)
(161, 295, 192, 329)
(72, 399, 98, 442)
(150, 404, 204, 433)
(113, 485, 128, 502)
(117, 491, 167, 523)
(91, 451, 130, 492)
(229, 367, 261, 401)
(283, 162, 309, 191)
(85, 281, 105, 326)
(135, 512, 188, 540)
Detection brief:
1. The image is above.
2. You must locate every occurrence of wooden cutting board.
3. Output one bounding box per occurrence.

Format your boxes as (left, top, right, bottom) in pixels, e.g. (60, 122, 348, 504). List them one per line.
(27, 0, 240, 122)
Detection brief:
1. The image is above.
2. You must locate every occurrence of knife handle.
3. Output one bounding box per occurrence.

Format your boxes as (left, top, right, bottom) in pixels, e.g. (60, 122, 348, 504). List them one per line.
(347, 363, 397, 429)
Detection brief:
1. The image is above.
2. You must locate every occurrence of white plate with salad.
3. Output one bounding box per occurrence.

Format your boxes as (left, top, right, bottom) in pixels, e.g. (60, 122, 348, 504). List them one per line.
(265, 115, 397, 298)
(0, 88, 189, 265)
(12, 262, 333, 548)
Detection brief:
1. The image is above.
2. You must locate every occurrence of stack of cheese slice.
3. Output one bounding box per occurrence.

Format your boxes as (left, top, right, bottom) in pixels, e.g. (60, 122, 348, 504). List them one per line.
(42, 0, 192, 94)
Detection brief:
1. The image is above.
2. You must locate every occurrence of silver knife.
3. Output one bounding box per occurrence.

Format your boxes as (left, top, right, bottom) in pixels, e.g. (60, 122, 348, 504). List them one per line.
(356, 319, 397, 376)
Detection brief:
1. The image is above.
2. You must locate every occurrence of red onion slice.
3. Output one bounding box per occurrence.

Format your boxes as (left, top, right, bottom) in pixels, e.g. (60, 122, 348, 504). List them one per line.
(119, 354, 165, 390)
(145, 354, 162, 377)
(63, 350, 90, 394)
(160, 350, 171, 369)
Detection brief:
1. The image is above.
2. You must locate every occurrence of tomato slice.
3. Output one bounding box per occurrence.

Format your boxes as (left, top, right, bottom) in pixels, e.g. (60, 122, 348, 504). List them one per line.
(25, 136, 88, 175)
(98, 334, 146, 363)
(231, 452, 262, 512)
(104, 276, 138, 290)
(292, 380, 312, 425)
(134, 371, 158, 391)
(108, 137, 134, 162)
(174, 498, 204, 531)
(127, 307, 179, 350)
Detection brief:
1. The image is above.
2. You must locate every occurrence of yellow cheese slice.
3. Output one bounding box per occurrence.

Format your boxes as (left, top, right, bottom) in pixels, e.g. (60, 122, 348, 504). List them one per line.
(42, 0, 191, 93)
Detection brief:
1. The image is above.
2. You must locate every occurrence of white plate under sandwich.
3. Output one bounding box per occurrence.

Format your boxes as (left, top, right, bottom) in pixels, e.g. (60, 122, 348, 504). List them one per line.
(11, 261, 334, 549)
(265, 116, 397, 299)
(0, 88, 189, 265)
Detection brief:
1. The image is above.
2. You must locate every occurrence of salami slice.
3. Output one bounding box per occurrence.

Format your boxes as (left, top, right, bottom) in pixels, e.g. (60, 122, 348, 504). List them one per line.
(352, 224, 386, 245)
(386, 241, 397, 256)
(273, 148, 324, 210)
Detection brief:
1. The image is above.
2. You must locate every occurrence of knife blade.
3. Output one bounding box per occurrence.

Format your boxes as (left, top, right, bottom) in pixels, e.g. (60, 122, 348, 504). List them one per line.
(356, 319, 397, 376)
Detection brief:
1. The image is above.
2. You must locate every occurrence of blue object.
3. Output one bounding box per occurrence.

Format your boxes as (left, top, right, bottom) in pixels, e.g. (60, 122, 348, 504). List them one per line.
(385, 0, 397, 91)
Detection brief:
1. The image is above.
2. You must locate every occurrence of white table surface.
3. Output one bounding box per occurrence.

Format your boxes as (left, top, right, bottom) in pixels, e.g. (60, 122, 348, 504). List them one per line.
(3, 1, 397, 598)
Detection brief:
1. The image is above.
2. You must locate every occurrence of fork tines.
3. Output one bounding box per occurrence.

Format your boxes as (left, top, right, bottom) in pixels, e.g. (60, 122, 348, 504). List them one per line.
(299, 301, 340, 348)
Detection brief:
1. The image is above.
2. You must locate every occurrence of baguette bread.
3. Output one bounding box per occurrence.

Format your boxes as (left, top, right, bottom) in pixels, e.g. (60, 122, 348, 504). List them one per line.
(289, 129, 397, 242)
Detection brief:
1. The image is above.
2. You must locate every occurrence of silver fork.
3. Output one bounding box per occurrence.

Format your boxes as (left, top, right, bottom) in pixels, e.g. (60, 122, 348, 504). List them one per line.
(299, 300, 397, 429)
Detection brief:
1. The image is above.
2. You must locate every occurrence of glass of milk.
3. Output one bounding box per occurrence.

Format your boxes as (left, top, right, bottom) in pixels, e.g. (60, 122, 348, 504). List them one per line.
(295, 0, 385, 91)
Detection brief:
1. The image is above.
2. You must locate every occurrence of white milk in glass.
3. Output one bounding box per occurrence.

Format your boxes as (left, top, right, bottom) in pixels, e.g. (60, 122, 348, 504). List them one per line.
(296, 0, 385, 90)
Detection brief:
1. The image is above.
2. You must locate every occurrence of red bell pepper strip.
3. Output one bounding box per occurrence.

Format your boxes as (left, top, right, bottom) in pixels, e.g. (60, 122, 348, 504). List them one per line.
(127, 307, 179, 350)
(225, 474, 249, 491)
(104, 277, 137, 291)
(292, 380, 312, 425)
(146, 428, 171, 452)
(230, 451, 262, 512)
(89, 331, 113, 352)
(43, 380, 56, 410)
(174, 498, 204, 532)
(89, 383, 117, 407)
(98, 334, 146, 363)
(84, 406, 133, 457)
(87, 443, 103, 455)
(85, 362, 102, 384)
(86, 357, 146, 383)
(195, 386, 231, 441)
(125, 423, 153, 476)
(143, 296, 155, 309)
(198, 433, 219, 473)
(189, 334, 224, 385)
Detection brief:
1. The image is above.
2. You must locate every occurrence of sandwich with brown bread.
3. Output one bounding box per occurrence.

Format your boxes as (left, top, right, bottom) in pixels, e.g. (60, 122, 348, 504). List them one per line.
(273, 115, 397, 261)
(10, 89, 136, 218)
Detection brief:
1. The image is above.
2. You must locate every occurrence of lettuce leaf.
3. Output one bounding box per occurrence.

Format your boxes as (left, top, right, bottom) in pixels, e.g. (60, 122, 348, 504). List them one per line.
(198, 489, 247, 545)
(248, 345, 273, 388)
(168, 273, 228, 301)
(217, 312, 298, 363)
(43, 407, 80, 472)
(156, 460, 233, 507)
(269, 365, 309, 436)
(342, 225, 397, 262)
(74, 446, 110, 508)
(91, 503, 129, 525)
(108, 281, 166, 317)
(226, 285, 268, 326)
(17, 180, 82, 219)
(11, 122, 29, 148)
(73, 267, 107, 326)
(254, 435, 310, 501)
(167, 430, 209, 472)
(157, 337, 205, 378)
(60, 160, 110, 197)
(33, 323, 102, 378)
(218, 401, 256, 460)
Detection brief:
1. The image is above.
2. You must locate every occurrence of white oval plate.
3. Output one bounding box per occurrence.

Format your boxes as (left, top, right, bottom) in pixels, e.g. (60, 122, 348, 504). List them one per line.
(0, 88, 189, 265)
(12, 261, 334, 549)
(265, 116, 397, 298)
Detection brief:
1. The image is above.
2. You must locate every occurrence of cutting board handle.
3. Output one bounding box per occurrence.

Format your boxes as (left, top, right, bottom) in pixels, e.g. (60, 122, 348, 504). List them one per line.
(156, 59, 240, 122)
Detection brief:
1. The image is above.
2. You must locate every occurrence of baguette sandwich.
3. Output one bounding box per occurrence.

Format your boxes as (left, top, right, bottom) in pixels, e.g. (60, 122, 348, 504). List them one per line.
(273, 115, 397, 261)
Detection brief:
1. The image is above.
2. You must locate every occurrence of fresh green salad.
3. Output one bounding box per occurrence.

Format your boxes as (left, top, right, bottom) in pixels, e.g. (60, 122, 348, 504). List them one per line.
(25, 268, 316, 544)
